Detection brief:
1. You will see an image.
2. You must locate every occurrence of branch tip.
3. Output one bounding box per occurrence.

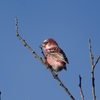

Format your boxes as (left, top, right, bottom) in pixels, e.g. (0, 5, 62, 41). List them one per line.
(79, 75, 84, 100)
(88, 39, 91, 43)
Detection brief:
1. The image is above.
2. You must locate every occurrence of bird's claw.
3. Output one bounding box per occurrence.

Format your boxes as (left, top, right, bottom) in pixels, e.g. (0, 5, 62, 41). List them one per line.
(53, 73, 58, 79)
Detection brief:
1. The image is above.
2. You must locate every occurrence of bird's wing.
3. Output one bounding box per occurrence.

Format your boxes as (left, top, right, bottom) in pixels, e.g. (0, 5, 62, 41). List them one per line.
(47, 48, 69, 64)
(59, 48, 69, 64)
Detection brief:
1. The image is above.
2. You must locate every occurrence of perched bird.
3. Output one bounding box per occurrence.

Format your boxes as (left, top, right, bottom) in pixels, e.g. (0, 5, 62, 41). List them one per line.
(41, 38, 69, 72)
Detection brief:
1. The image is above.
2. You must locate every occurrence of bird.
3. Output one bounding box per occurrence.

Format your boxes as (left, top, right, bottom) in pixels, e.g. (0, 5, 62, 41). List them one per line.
(41, 38, 69, 72)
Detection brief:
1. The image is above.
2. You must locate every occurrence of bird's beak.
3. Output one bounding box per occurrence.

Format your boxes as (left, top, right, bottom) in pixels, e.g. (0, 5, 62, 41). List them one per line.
(41, 43, 45, 47)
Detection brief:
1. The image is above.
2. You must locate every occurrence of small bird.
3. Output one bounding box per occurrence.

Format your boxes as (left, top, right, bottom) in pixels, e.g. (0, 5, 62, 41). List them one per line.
(41, 38, 69, 72)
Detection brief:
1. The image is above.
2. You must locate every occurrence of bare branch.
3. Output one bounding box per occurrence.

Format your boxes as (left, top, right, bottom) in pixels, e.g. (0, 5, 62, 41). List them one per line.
(88, 39, 96, 100)
(39, 46, 47, 60)
(88, 39, 100, 100)
(93, 55, 100, 69)
(79, 75, 84, 100)
(15, 17, 75, 100)
(88, 39, 94, 67)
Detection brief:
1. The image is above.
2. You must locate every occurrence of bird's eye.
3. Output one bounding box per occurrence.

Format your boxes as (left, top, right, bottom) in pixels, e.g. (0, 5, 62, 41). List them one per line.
(45, 42, 48, 44)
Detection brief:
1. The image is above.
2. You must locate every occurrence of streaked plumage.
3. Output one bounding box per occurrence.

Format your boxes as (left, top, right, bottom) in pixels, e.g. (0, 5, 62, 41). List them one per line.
(42, 38, 69, 72)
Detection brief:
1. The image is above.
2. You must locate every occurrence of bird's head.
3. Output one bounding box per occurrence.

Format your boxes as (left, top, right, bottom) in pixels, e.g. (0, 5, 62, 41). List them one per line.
(41, 38, 59, 52)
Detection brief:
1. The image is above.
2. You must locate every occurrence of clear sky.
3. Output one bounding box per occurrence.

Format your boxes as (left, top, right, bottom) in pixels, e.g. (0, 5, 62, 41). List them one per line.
(0, 0, 100, 100)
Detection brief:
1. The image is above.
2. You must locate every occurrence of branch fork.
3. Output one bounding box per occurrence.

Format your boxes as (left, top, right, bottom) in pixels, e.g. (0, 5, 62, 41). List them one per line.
(15, 17, 75, 100)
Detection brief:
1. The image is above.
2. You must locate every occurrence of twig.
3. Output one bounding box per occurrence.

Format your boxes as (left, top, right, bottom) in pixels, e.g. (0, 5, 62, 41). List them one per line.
(15, 17, 75, 100)
(93, 56, 100, 69)
(39, 46, 47, 60)
(88, 39, 96, 100)
(88, 39, 100, 100)
(79, 75, 84, 100)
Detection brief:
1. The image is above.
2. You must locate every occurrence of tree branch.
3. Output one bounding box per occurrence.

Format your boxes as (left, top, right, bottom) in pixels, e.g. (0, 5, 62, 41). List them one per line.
(88, 39, 100, 100)
(79, 75, 84, 100)
(88, 39, 94, 66)
(15, 17, 75, 100)
(93, 56, 100, 69)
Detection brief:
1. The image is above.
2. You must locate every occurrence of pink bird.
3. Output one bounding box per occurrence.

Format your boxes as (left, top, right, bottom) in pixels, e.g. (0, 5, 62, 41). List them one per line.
(41, 38, 69, 72)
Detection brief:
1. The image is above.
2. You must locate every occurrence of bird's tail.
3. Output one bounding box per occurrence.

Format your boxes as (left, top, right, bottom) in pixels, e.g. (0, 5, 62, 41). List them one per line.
(64, 66, 67, 71)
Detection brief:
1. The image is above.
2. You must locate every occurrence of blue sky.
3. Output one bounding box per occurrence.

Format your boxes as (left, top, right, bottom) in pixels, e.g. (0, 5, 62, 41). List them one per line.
(0, 0, 100, 100)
